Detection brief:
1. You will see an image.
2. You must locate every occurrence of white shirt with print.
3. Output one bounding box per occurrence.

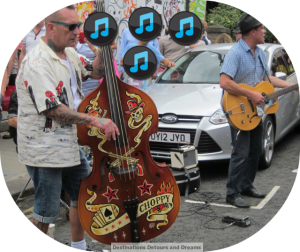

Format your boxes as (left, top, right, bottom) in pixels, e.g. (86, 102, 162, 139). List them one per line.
(16, 37, 93, 167)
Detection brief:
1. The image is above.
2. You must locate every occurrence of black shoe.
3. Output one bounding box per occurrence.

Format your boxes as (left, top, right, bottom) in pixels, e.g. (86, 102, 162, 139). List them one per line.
(242, 188, 266, 198)
(2, 132, 12, 139)
(226, 195, 251, 208)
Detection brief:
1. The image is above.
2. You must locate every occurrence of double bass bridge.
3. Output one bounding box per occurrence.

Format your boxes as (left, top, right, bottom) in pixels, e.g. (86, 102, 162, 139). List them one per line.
(106, 148, 144, 182)
(109, 164, 138, 175)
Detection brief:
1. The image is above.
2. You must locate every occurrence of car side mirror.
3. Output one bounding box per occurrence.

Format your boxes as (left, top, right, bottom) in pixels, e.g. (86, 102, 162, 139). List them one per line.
(275, 72, 287, 81)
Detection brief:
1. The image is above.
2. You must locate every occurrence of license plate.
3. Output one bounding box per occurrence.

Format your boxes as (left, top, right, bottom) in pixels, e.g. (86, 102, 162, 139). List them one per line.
(149, 131, 191, 144)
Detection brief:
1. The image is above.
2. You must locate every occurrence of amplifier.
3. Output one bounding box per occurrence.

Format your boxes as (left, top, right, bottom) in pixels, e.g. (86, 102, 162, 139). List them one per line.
(170, 145, 198, 170)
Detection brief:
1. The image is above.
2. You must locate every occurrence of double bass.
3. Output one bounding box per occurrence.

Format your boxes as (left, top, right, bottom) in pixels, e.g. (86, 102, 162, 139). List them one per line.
(77, 1, 180, 244)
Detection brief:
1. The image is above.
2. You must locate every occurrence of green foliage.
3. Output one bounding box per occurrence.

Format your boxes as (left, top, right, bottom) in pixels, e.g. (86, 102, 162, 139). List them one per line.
(264, 27, 275, 43)
(206, 3, 275, 42)
(206, 3, 244, 35)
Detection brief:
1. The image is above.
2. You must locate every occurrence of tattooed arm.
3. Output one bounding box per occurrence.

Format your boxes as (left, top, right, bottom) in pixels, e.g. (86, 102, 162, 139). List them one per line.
(89, 48, 105, 80)
(42, 103, 119, 140)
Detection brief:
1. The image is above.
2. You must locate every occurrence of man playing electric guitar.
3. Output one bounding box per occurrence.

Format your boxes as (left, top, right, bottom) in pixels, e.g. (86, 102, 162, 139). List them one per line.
(219, 14, 296, 208)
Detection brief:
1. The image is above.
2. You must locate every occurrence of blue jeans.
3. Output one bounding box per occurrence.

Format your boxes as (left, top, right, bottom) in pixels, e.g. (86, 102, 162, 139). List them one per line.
(226, 121, 263, 196)
(26, 148, 91, 223)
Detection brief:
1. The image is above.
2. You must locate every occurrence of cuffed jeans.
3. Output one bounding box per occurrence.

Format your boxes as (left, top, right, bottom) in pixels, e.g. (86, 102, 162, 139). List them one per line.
(26, 148, 91, 223)
(226, 121, 263, 196)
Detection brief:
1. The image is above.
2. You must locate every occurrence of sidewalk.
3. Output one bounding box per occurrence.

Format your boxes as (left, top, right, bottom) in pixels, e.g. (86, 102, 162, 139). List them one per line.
(0, 111, 34, 200)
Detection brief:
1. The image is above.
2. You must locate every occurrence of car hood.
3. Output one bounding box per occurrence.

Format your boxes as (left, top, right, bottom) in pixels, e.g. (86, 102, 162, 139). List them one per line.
(145, 83, 223, 116)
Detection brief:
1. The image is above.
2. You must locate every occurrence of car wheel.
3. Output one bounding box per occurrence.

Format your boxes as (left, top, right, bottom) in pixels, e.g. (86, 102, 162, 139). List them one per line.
(259, 116, 275, 169)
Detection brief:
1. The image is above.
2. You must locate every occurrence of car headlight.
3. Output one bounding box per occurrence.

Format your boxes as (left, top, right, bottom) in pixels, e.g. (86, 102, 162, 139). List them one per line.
(209, 109, 228, 124)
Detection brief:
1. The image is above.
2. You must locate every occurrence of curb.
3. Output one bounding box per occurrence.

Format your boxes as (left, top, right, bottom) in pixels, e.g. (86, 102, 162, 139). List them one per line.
(12, 187, 35, 202)
(5, 174, 35, 203)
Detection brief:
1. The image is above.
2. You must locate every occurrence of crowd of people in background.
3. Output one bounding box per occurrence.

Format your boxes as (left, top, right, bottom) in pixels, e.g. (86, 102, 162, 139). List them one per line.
(0, 5, 283, 138)
(0, 10, 262, 130)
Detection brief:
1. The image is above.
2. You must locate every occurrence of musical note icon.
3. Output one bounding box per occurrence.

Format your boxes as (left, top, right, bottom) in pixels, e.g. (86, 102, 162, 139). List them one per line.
(135, 12, 154, 34)
(175, 16, 194, 38)
(91, 17, 109, 39)
(130, 51, 148, 73)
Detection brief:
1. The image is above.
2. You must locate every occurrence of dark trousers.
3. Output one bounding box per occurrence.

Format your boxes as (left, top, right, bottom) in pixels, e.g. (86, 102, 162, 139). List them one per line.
(226, 121, 263, 196)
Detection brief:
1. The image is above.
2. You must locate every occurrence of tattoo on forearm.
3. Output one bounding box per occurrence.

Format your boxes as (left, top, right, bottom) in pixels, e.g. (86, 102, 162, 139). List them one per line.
(43, 104, 94, 125)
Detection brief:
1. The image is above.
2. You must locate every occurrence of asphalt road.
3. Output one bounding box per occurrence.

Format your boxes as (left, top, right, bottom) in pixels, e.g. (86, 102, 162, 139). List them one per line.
(11, 128, 300, 252)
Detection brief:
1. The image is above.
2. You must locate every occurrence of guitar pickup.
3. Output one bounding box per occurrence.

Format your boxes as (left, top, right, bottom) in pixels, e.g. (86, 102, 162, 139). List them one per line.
(240, 103, 245, 113)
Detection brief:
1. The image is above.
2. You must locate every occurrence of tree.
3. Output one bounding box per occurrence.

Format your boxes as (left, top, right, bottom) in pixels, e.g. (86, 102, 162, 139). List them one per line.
(206, 3, 274, 42)
(207, 3, 244, 38)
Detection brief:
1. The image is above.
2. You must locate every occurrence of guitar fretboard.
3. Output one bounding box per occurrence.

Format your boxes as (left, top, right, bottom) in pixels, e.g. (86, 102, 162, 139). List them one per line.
(266, 83, 298, 101)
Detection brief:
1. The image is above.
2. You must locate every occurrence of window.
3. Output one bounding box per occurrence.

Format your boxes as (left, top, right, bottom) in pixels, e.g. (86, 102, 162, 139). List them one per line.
(281, 49, 295, 75)
(271, 48, 288, 76)
(158, 50, 226, 84)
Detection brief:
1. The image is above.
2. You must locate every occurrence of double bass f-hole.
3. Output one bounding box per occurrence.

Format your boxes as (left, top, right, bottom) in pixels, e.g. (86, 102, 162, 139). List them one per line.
(77, 0, 180, 245)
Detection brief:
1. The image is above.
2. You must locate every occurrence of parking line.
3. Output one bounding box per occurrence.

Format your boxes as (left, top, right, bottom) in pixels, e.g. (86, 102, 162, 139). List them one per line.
(292, 169, 297, 173)
(185, 186, 280, 210)
(185, 200, 237, 208)
(251, 186, 280, 209)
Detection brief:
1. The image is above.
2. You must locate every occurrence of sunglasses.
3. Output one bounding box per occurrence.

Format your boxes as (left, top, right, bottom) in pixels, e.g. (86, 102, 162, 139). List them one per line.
(51, 21, 83, 31)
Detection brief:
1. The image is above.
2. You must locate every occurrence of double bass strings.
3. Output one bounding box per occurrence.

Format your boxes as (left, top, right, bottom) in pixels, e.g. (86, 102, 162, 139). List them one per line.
(97, 0, 137, 200)
(103, 44, 136, 198)
(96, 0, 126, 194)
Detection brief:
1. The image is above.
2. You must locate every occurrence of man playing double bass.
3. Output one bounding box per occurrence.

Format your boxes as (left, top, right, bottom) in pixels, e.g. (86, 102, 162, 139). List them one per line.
(220, 14, 296, 208)
(16, 5, 119, 250)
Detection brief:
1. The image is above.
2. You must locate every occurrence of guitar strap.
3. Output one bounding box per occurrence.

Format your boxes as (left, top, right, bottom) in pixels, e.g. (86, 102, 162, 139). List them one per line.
(258, 55, 272, 83)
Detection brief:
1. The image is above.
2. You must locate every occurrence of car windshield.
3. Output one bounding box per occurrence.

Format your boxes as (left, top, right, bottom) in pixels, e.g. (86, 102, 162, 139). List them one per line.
(158, 50, 226, 84)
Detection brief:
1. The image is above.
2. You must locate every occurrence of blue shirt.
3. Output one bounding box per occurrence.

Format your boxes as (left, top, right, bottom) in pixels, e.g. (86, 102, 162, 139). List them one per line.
(118, 28, 159, 72)
(76, 42, 100, 96)
(220, 39, 270, 87)
(76, 42, 97, 61)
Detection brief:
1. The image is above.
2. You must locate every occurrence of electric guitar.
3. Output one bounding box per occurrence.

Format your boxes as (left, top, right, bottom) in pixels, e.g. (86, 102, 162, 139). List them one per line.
(222, 81, 298, 131)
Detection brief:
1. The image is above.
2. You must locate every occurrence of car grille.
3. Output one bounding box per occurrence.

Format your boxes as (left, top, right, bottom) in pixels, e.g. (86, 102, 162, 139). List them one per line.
(149, 128, 221, 154)
(197, 131, 222, 153)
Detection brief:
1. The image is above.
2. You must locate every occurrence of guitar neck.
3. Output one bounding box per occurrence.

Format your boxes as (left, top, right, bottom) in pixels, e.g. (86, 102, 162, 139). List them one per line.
(266, 83, 298, 101)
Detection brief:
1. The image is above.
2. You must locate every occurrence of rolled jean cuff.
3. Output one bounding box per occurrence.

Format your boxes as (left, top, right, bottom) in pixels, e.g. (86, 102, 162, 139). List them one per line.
(32, 211, 59, 224)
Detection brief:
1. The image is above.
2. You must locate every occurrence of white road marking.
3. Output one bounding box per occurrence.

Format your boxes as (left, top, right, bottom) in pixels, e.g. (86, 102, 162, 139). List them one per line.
(185, 186, 280, 210)
(185, 200, 237, 208)
(292, 169, 297, 173)
(251, 186, 280, 209)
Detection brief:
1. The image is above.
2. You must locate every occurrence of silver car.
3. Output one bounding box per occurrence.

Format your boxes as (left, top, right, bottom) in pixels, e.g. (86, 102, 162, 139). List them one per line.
(146, 43, 299, 168)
